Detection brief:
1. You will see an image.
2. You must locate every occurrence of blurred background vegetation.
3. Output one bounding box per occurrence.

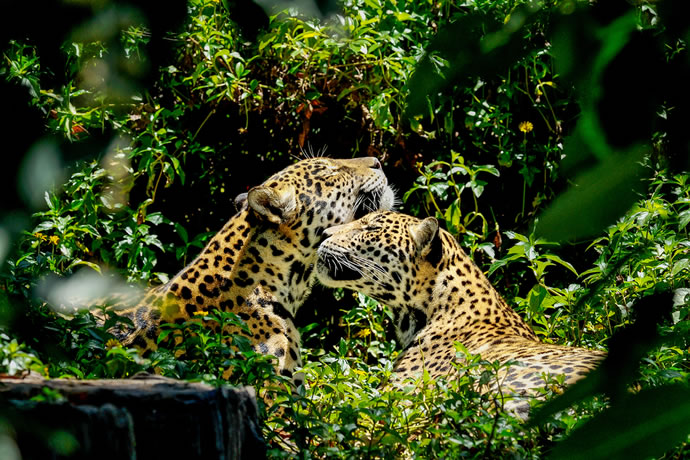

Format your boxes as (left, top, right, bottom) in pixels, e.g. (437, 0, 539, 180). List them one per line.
(1, 0, 688, 458)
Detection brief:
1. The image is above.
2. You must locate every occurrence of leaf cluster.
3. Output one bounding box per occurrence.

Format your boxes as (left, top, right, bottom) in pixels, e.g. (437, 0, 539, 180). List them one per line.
(0, 0, 689, 458)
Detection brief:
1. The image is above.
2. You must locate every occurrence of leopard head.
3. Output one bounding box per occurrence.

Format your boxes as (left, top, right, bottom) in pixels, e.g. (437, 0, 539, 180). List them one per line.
(243, 157, 395, 251)
(316, 211, 442, 345)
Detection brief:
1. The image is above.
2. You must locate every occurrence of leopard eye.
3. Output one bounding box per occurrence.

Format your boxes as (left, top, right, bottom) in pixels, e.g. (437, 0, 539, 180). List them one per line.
(318, 163, 340, 175)
(314, 159, 337, 168)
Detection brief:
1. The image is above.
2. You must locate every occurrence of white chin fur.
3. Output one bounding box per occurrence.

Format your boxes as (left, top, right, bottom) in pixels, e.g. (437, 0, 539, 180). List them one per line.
(380, 187, 396, 211)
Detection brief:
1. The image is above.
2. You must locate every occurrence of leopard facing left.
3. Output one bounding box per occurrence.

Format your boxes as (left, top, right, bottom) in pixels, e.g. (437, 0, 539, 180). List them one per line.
(316, 211, 605, 415)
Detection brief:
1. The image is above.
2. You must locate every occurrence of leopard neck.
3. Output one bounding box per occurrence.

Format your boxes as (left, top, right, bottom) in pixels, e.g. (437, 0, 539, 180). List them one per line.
(153, 209, 258, 310)
(422, 233, 538, 343)
(148, 208, 314, 322)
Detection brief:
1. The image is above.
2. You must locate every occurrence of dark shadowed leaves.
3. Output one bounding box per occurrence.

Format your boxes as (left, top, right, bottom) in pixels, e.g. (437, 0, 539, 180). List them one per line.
(548, 385, 690, 460)
(535, 6, 667, 242)
(534, 145, 650, 242)
(530, 291, 674, 424)
(529, 292, 688, 459)
(405, 4, 542, 119)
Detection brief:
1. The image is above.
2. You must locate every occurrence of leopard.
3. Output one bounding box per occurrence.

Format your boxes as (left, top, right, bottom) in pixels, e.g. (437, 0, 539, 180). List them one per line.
(315, 211, 606, 417)
(101, 157, 395, 387)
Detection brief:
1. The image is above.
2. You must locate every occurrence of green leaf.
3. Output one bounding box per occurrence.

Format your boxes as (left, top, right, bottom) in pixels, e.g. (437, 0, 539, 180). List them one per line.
(549, 385, 690, 460)
(146, 212, 165, 225)
(170, 156, 185, 185)
(527, 284, 548, 312)
(535, 147, 650, 242)
(475, 165, 500, 177)
(67, 199, 84, 211)
(504, 231, 528, 243)
(678, 209, 690, 230)
(541, 254, 579, 277)
(487, 258, 508, 276)
(66, 259, 102, 273)
(174, 222, 188, 244)
(363, 0, 381, 10)
(671, 258, 690, 277)
(405, 6, 540, 118)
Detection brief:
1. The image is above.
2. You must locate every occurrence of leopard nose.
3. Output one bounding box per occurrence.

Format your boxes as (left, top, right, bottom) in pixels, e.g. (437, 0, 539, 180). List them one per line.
(344, 157, 381, 169)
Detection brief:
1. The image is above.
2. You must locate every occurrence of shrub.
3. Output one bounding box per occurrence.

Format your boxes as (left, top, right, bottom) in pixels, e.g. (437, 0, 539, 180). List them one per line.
(1, 0, 688, 458)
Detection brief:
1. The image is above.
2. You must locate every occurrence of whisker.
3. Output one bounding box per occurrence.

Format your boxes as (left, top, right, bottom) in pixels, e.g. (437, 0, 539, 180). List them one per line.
(347, 194, 365, 221)
(316, 144, 329, 157)
(388, 185, 401, 210)
(344, 253, 389, 283)
(349, 255, 392, 283)
(320, 246, 393, 285)
(364, 189, 383, 212)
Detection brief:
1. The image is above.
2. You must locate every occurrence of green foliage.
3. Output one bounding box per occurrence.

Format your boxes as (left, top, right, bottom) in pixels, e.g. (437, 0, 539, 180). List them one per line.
(404, 1, 689, 457)
(548, 385, 690, 460)
(2, 159, 175, 286)
(404, 149, 500, 243)
(1, 0, 689, 458)
(265, 294, 551, 458)
(0, 332, 44, 376)
(155, 309, 283, 388)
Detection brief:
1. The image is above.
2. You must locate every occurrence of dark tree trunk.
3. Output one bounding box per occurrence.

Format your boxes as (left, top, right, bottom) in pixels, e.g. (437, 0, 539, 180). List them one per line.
(0, 373, 266, 460)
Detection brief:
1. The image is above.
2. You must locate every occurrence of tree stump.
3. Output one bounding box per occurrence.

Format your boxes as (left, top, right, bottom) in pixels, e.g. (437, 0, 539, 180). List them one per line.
(0, 373, 266, 460)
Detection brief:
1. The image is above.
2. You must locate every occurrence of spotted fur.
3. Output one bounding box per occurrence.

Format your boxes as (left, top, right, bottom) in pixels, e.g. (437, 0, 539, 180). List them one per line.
(105, 157, 394, 385)
(316, 211, 606, 415)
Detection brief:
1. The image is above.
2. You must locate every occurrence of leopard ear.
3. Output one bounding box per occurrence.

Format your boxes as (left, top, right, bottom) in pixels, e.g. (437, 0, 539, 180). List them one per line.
(233, 192, 248, 212)
(247, 185, 298, 224)
(409, 217, 438, 253)
(409, 217, 442, 265)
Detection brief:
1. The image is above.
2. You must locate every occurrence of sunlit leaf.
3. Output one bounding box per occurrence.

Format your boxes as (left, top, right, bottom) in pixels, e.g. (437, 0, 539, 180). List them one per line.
(541, 254, 578, 276)
(679, 209, 690, 230)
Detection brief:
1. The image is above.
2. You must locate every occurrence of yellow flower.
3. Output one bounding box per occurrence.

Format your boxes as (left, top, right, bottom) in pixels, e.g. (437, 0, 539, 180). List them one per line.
(548, 384, 564, 395)
(519, 121, 534, 133)
(48, 235, 60, 245)
(356, 328, 371, 338)
(105, 338, 120, 349)
(34, 232, 47, 242)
